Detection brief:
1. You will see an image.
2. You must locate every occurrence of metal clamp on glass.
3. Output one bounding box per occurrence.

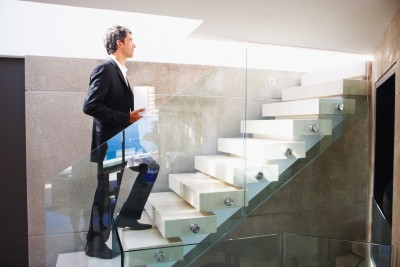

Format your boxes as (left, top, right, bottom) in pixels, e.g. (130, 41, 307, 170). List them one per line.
(336, 103, 344, 111)
(190, 223, 200, 233)
(308, 124, 319, 132)
(154, 250, 166, 262)
(256, 171, 264, 180)
(224, 196, 234, 206)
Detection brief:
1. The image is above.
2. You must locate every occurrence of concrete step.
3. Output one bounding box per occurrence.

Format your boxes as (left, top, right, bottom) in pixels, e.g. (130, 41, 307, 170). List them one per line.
(282, 79, 368, 101)
(194, 155, 279, 186)
(145, 192, 217, 238)
(218, 138, 305, 160)
(262, 98, 355, 117)
(169, 172, 246, 211)
(118, 212, 183, 266)
(335, 254, 363, 267)
(56, 251, 120, 267)
(241, 119, 332, 137)
(301, 61, 368, 86)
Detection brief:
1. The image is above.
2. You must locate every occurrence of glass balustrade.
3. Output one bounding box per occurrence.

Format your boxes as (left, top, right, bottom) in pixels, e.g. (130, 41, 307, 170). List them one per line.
(244, 94, 370, 215)
(44, 48, 378, 267)
(283, 233, 392, 267)
(117, 233, 392, 267)
(371, 198, 392, 246)
(45, 49, 248, 266)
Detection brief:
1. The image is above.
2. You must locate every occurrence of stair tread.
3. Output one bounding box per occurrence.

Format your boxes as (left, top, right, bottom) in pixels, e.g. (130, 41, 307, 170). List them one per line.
(282, 79, 368, 101)
(118, 212, 183, 251)
(147, 192, 215, 218)
(170, 173, 243, 193)
(145, 192, 217, 238)
(169, 173, 246, 210)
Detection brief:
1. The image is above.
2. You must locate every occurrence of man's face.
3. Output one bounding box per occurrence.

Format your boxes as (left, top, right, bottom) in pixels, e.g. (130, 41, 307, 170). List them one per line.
(119, 32, 136, 59)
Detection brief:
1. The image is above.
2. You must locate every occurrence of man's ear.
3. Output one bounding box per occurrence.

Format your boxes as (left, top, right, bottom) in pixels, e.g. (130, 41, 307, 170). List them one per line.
(116, 39, 123, 48)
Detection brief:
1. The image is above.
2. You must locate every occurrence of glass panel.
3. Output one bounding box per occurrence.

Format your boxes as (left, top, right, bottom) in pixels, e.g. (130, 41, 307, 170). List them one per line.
(283, 233, 392, 267)
(371, 198, 392, 245)
(186, 234, 281, 267)
(243, 94, 370, 215)
(45, 133, 125, 267)
(45, 49, 248, 266)
(127, 234, 280, 267)
(44, 47, 371, 267)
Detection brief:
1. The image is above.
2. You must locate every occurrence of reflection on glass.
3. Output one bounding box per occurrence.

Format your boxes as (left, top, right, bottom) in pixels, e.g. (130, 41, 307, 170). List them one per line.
(45, 49, 248, 266)
(85, 131, 160, 259)
(44, 48, 376, 267)
(284, 233, 392, 267)
(185, 234, 281, 267)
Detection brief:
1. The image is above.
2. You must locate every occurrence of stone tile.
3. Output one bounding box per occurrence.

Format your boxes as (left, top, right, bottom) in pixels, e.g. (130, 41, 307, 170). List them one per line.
(190, 234, 281, 267)
(227, 205, 366, 242)
(127, 61, 214, 95)
(25, 56, 102, 92)
(373, 9, 400, 267)
(26, 91, 93, 236)
(373, 8, 400, 84)
(29, 236, 46, 267)
(247, 68, 302, 98)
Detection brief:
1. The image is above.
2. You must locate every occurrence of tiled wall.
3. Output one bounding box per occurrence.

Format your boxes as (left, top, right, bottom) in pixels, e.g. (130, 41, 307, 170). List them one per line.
(372, 7, 400, 267)
(26, 55, 302, 266)
(372, 8, 400, 84)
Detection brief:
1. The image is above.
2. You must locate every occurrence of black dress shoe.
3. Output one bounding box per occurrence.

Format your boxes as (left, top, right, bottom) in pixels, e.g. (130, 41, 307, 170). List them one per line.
(85, 242, 117, 259)
(115, 216, 152, 230)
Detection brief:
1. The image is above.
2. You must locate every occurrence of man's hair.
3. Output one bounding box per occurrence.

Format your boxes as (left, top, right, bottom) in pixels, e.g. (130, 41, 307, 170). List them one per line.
(104, 25, 132, 55)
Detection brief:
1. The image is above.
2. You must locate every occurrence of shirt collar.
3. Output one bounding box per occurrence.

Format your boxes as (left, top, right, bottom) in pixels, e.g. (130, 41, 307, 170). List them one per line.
(108, 54, 128, 75)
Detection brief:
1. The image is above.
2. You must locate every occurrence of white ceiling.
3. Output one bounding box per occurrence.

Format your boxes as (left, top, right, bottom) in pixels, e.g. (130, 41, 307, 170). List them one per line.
(21, 0, 400, 54)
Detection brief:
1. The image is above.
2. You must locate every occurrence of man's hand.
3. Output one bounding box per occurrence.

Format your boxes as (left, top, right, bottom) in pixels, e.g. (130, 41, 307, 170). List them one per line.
(129, 108, 145, 123)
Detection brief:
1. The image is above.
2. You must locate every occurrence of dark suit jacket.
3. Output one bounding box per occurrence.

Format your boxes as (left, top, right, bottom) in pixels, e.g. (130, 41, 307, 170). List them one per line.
(83, 58, 134, 161)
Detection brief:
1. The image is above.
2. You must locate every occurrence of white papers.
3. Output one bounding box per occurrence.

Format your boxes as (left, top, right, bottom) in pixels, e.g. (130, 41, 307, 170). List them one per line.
(133, 86, 157, 116)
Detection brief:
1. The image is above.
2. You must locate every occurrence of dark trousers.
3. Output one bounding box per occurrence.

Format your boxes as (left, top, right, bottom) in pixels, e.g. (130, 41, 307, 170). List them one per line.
(86, 142, 159, 245)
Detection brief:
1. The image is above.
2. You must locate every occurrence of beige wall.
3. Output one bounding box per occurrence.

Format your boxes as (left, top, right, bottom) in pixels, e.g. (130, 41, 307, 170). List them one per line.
(372, 7, 400, 267)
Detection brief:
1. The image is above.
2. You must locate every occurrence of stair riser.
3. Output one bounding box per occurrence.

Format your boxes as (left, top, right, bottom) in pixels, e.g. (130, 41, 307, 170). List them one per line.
(126, 246, 183, 266)
(145, 192, 217, 238)
(194, 156, 279, 186)
(218, 139, 306, 160)
(262, 99, 355, 117)
(154, 211, 217, 238)
(241, 119, 332, 136)
(169, 174, 246, 210)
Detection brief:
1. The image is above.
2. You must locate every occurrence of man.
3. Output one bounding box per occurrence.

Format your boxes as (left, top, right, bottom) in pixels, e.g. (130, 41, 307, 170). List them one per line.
(83, 25, 158, 259)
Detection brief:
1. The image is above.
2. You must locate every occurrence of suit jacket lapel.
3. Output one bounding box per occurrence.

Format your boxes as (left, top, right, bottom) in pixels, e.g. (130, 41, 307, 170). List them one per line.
(107, 58, 129, 89)
(107, 59, 134, 109)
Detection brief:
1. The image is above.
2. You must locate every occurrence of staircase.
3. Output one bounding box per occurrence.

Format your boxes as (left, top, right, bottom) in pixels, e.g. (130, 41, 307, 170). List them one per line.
(115, 63, 369, 266)
(51, 61, 370, 267)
